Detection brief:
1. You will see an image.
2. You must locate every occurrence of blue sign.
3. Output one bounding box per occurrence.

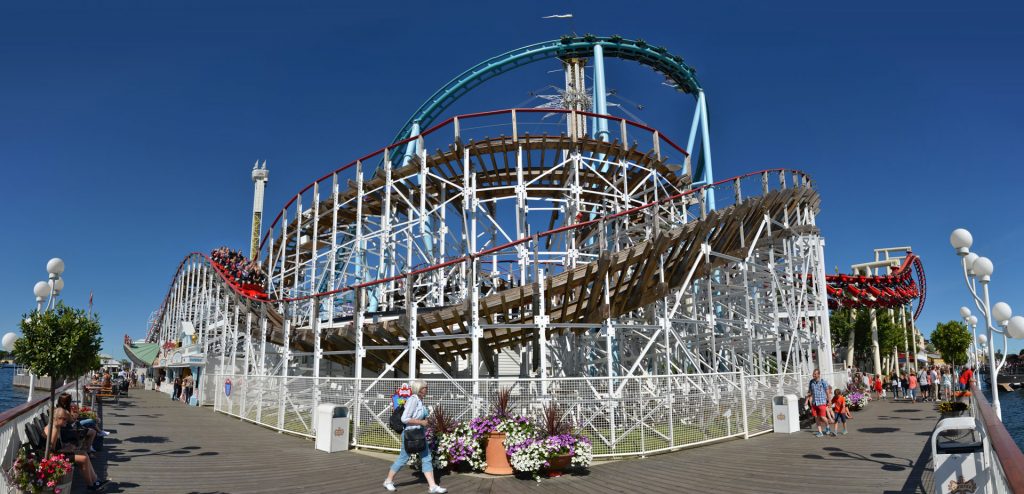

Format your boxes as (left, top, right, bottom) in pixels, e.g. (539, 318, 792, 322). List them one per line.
(224, 378, 232, 397)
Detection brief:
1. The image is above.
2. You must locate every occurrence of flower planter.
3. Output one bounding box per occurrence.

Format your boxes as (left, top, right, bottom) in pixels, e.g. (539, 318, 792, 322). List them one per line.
(483, 431, 513, 475)
(545, 453, 572, 478)
(15, 476, 71, 494)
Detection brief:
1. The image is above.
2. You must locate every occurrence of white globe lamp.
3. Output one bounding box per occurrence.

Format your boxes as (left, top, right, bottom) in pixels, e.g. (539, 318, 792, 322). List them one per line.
(967, 315, 978, 327)
(52, 277, 64, 295)
(965, 252, 979, 275)
(960, 306, 972, 318)
(950, 228, 973, 255)
(972, 257, 994, 282)
(1007, 316, 1024, 339)
(992, 302, 1012, 325)
(978, 334, 988, 345)
(46, 258, 65, 276)
(33, 281, 50, 299)
(2, 332, 17, 352)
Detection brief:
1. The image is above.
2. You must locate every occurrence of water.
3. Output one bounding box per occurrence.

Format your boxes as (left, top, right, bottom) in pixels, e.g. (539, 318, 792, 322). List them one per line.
(987, 385, 1024, 451)
(0, 367, 29, 412)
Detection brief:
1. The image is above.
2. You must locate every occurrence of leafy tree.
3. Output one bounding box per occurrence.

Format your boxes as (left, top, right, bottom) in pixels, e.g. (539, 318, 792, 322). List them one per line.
(875, 309, 904, 355)
(13, 303, 102, 457)
(930, 320, 971, 367)
(829, 308, 853, 352)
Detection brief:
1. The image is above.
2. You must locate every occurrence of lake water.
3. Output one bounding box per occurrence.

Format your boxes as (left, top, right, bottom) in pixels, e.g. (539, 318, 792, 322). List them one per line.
(0, 367, 29, 411)
(985, 384, 1024, 451)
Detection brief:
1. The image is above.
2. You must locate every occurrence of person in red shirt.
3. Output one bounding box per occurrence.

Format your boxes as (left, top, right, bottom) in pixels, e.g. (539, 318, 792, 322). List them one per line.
(908, 373, 919, 401)
(831, 389, 850, 435)
(959, 366, 974, 391)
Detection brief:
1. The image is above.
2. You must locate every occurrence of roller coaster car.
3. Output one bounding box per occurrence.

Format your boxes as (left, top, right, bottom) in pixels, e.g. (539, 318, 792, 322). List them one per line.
(209, 260, 268, 299)
(237, 283, 269, 300)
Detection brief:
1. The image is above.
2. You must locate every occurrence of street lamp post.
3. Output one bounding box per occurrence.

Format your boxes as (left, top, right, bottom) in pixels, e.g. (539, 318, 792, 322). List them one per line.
(17, 258, 67, 402)
(949, 229, 1024, 420)
(959, 307, 981, 367)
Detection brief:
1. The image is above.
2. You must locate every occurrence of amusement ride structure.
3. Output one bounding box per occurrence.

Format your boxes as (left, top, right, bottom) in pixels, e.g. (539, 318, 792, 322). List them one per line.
(826, 248, 928, 377)
(131, 35, 923, 457)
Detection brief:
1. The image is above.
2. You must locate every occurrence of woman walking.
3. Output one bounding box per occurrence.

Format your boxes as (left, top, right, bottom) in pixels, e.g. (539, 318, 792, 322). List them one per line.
(383, 380, 447, 493)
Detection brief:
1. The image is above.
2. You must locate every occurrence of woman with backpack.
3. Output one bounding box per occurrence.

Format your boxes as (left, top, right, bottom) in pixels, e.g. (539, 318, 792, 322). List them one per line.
(383, 380, 447, 493)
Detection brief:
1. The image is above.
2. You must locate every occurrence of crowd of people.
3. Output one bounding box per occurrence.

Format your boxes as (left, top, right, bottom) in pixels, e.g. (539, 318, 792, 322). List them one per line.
(806, 364, 978, 438)
(845, 364, 971, 403)
(210, 247, 267, 287)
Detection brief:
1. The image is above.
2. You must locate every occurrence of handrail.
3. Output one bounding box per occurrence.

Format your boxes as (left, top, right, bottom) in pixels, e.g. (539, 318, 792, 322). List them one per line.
(970, 381, 1024, 492)
(257, 108, 692, 253)
(0, 379, 78, 429)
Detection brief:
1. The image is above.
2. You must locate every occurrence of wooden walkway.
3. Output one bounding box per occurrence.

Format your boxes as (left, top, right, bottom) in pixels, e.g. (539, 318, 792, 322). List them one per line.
(80, 390, 937, 493)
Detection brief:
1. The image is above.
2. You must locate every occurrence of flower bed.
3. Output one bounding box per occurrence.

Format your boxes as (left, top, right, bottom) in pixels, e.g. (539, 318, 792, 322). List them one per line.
(847, 392, 869, 410)
(427, 388, 593, 481)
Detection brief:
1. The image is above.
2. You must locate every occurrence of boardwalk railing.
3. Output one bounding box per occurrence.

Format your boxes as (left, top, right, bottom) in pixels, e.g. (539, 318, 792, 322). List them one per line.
(0, 376, 90, 494)
(206, 370, 811, 458)
(968, 382, 1024, 493)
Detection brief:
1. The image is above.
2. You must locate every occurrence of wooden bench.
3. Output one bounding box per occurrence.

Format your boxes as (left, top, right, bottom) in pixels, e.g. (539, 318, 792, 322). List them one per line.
(94, 385, 119, 404)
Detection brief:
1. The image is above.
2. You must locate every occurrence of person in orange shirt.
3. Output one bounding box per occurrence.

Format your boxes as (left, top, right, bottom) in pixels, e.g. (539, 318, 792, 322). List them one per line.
(831, 389, 850, 435)
(908, 373, 919, 402)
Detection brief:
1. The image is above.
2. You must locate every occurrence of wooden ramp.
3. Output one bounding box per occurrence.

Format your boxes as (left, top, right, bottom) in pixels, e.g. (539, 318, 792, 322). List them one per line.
(84, 389, 936, 493)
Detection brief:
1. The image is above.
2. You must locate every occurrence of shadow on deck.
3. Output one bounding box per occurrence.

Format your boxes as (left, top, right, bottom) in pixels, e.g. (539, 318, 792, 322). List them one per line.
(77, 390, 938, 493)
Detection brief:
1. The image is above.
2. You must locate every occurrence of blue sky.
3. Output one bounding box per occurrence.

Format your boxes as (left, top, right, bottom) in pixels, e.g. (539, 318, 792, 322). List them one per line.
(1, 2, 1022, 359)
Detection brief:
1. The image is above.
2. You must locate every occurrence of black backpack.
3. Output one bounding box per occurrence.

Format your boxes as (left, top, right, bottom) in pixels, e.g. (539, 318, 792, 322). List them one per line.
(388, 405, 406, 433)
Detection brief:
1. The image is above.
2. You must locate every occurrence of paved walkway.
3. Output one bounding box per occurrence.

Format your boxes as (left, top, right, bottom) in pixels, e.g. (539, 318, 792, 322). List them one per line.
(80, 390, 937, 493)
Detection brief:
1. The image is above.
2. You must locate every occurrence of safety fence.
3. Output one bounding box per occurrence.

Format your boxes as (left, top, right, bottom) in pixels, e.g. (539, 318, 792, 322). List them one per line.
(207, 370, 814, 458)
(967, 382, 1024, 493)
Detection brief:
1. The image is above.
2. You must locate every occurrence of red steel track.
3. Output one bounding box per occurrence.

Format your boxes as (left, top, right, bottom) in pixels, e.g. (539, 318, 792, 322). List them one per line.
(824, 252, 926, 320)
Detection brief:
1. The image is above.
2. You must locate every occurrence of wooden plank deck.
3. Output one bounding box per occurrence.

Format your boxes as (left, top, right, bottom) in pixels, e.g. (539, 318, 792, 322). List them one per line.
(81, 390, 937, 493)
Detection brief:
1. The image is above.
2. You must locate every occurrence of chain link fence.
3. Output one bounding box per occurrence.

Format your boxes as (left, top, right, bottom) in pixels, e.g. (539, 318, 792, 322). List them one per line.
(206, 370, 813, 458)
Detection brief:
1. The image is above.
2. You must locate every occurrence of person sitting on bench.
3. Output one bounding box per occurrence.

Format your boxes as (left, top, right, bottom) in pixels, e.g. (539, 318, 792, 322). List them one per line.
(46, 408, 110, 492)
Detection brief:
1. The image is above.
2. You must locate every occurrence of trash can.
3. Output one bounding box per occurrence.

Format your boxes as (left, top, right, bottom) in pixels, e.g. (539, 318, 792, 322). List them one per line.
(315, 404, 350, 453)
(931, 417, 988, 493)
(772, 394, 799, 433)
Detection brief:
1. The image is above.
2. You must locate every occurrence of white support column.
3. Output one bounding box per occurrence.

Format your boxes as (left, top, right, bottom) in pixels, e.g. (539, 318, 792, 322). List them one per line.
(469, 256, 481, 415)
(378, 150, 393, 311)
(329, 173, 339, 323)
(813, 237, 834, 374)
(406, 276, 418, 379)
(536, 257, 548, 394)
(278, 302, 291, 431)
(312, 296, 321, 426)
(353, 288, 365, 436)
(259, 305, 268, 375)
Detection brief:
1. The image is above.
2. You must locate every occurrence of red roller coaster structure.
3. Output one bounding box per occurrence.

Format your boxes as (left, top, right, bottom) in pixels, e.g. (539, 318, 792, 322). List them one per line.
(824, 252, 926, 320)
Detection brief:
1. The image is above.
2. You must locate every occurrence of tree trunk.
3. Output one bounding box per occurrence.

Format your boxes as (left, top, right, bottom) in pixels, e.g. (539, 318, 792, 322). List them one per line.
(44, 377, 56, 458)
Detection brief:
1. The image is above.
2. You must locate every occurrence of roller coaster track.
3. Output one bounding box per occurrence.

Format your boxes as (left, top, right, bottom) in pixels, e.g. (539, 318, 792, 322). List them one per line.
(148, 35, 830, 380)
(148, 167, 819, 373)
(825, 253, 927, 320)
(389, 35, 702, 153)
(262, 117, 692, 285)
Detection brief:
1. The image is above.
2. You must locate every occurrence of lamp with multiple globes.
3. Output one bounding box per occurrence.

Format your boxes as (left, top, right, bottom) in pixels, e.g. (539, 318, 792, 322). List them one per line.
(19, 258, 66, 402)
(950, 228, 1020, 420)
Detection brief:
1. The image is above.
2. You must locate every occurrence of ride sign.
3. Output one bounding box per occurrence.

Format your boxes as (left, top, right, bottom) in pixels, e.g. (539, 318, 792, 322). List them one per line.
(225, 378, 232, 397)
